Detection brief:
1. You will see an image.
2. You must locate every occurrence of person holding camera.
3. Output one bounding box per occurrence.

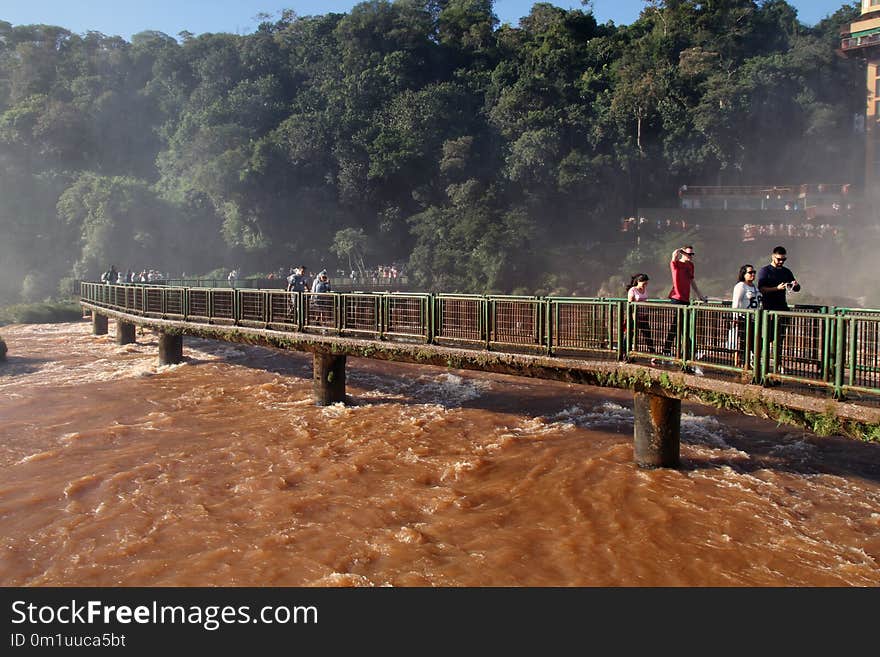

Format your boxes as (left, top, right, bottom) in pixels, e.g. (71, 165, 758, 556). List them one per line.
(757, 245, 800, 311)
(757, 245, 801, 373)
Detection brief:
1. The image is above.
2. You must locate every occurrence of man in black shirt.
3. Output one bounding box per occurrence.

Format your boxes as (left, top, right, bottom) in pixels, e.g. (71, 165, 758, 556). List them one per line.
(757, 245, 801, 374)
(757, 246, 800, 311)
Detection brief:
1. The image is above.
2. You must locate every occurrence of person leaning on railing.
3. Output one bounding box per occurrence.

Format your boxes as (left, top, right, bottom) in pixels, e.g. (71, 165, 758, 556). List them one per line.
(627, 274, 658, 365)
(312, 270, 332, 324)
(731, 264, 762, 367)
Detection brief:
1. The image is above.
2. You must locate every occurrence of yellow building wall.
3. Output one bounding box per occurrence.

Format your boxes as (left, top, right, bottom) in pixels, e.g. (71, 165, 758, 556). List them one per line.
(852, 16, 880, 33)
(867, 61, 880, 193)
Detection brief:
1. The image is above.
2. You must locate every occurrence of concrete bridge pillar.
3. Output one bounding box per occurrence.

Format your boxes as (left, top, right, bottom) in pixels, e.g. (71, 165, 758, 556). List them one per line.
(92, 312, 108, 336)
(116, 320, 136, 345)
(158, 332, 183, 365)
(633, 391, 681, 468)
(313, 351, 346, 406)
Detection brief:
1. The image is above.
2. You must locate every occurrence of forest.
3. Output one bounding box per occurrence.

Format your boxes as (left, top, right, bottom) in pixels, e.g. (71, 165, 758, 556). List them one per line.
(0, 0, 871, 305)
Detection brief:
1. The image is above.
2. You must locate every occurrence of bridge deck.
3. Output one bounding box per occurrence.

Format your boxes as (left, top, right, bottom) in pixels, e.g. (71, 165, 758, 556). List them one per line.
(80, 301, 880, 440)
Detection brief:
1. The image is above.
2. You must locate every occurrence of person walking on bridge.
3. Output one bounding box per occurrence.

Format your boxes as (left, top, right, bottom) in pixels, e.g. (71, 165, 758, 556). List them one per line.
(311, 270, 333, 326)
(662, 246, 707, 355)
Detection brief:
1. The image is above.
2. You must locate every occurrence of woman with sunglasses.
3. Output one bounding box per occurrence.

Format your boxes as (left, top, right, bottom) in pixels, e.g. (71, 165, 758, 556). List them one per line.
(730, 264, 762, 368)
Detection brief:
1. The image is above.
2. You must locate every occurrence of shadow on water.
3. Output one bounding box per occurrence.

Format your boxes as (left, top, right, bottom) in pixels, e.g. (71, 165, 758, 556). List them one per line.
(189, 354, 313, 380)
(169, 340, 880, 482)
(678, 434, 880, 483)
(0, 356, 51, 376)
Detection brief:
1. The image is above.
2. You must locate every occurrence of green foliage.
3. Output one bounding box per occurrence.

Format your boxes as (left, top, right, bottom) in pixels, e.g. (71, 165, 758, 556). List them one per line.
(331, 227, 370, 275)
(57, 277, 79, 300)
(20, 272, 51, 303)
(0, 302, 83, 326)
(201, 267, 234, 280)
(57, 173, 179, 279)
(0, 3, 870, 300)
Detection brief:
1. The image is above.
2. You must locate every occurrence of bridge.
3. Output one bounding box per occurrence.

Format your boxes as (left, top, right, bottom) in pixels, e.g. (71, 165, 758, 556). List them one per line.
(80, 283, 880, 468)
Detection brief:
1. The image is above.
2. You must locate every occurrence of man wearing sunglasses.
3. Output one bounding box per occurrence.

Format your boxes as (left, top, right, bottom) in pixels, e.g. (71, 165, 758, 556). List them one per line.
(758, 245, 801, 374)
(757, 245, 800, 311)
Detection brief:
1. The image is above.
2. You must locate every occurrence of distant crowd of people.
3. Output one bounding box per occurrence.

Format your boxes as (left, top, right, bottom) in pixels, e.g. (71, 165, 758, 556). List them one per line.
(350, 264, 404, 282)
(99, 263, 406, 289)
(279, 266, 331, 294)
(621, 217, 696, 232)
(100, 266, 168, 283)
(622, 217, 844, 243)
(262, 263, 405, 287)
(741, 223, 839, 241)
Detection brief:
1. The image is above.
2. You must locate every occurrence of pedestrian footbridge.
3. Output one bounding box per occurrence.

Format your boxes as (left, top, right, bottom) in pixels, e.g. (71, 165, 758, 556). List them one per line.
(80, 283, 880, 468)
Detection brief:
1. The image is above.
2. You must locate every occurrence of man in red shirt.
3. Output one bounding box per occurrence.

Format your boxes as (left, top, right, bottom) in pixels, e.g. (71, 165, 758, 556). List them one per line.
(662, 246, 707, 354)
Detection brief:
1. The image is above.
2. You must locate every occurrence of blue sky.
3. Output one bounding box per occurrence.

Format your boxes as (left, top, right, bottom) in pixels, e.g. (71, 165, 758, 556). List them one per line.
(0, 1, 851, 40)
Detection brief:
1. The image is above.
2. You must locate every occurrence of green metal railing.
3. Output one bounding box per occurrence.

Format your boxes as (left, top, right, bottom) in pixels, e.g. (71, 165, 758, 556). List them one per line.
(548, 298, 623, 359)
(686, 305, 759, 378)
(80, 282, 880, 401)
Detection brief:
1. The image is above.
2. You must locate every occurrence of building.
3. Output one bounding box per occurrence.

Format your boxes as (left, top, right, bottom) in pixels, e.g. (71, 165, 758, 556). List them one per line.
(617, 3, 876, 244)
(840, 0, 880, 190)
(624, 183, 855, 243)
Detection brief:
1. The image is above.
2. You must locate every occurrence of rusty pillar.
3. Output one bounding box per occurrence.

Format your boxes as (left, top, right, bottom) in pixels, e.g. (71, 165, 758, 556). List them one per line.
(158, 332, 183, 365)
(92, 312, 108, 336)
(313, 351, 346, 406)
(116, 320, 136, 345)
(633, 391, 681, 468)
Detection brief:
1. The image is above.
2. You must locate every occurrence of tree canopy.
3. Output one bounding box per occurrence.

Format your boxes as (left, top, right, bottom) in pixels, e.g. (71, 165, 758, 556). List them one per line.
(0, 1, 866, 302)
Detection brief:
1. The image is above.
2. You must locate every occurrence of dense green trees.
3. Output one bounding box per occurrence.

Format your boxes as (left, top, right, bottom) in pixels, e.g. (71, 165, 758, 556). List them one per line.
(0, 1, 867, 302)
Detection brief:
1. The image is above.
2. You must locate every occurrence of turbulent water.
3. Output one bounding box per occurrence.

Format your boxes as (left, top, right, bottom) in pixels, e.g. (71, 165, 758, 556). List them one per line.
(1, 320, 878, 586)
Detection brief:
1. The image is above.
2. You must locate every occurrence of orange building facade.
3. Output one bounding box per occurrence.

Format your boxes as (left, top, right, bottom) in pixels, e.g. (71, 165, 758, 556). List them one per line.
(841, 0, 880, 192)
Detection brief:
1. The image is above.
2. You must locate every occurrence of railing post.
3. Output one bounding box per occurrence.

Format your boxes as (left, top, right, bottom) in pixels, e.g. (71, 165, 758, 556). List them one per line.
(485, 296, 491, 350)
(760, 311, 770, 384)
(546, 298, 554, 356)
(848, 317, 858, 392)
(834, 315, 845, 399)
(683, 305, 694, 367)
(427, 294, 435, 344)
(373, 294, 381, 338)
(633, 391, 681, 468)
(536, 297, 545, 354)
(822, 315, 832, 383)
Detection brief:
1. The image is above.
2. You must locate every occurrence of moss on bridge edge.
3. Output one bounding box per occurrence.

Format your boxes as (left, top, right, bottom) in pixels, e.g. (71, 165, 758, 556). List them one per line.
(82, 305, 880, 443)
